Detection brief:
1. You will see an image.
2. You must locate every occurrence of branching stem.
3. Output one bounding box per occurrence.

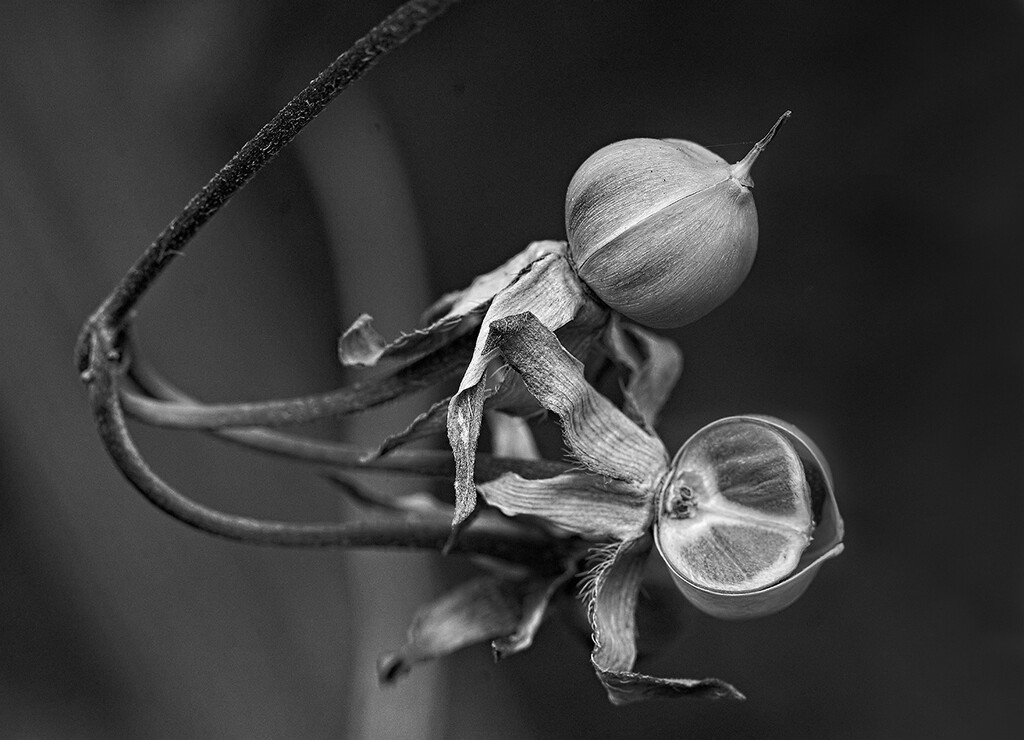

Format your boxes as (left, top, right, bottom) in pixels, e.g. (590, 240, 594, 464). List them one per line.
(71, 0, 576, 567)
(124, 346, 571, 482)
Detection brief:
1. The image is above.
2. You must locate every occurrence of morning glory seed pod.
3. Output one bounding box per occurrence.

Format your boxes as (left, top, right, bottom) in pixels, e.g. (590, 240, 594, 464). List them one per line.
(654, 415, 845, 620)
(565, 112, 790, 329)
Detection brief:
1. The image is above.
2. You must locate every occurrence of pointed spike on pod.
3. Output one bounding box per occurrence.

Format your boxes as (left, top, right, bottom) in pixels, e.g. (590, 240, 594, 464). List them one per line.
(730, 111, 791, 187)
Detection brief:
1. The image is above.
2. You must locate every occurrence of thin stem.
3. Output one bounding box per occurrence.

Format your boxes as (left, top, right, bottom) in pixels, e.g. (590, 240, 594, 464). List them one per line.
(75, 0, 463, 372)
(121, 333, 474, 429)
(124, 349, 572, 482)
(83, 327, 568, 571)
(71, 0, 573, 567)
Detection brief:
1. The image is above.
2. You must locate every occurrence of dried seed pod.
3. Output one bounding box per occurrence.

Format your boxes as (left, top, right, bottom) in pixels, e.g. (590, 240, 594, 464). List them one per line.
(565, 113, 790, 329)
(654, 415, 845, 619)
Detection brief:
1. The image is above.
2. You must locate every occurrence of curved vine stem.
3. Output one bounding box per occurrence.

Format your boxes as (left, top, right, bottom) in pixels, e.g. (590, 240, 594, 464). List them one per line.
(82, 326, 569, 571)
(68, 0, 579, 565)
(75, 0, 462, 373)
(123, 342, 571, 482)
(120, 332, 474, 430)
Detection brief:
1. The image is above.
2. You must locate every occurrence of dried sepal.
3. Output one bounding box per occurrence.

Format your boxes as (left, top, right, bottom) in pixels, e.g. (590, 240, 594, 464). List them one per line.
(603, 316, 683, 432)
(447, 253, 594, 529)
(478, 472, 652, 540)
(492, 562, 578, 660)
(592, 665, 745, 704)
(378, 576, 527, 684)
(583, 535, 742, 704)
(379, 566, 577, 683)
(431, 240, 568, 323)
(339, 308, 479, 369)
(372, 397, 451, 457)
(488, 312, 668, 484)
(339, 240, 567, 369)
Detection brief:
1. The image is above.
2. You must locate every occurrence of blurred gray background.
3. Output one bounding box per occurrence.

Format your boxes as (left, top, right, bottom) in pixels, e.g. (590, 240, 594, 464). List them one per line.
(2, 0, 1021, 737)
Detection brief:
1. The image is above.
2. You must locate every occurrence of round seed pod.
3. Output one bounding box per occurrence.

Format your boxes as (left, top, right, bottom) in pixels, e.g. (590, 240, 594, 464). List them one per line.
(654, 415, 845, 620)
(565, 113, 789, 329)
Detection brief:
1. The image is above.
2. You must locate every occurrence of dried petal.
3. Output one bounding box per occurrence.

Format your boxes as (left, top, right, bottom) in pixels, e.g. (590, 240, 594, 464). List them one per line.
(339, 309, 476, 368)
(488, 312, 668, 484)
(340, 241, 566, 369)
(378, 576, 526, 683)
(583, 535, 742, 704)
(437, 240, 567, 320)
(603, 316, 683, 432)
(337, 313, 390, 367)
(478, 472, 652, 540)
(373, 397, 451, 457)
(447, 253, 593, 529)
(592, 666, 745, 704)
(492, 564, 577, 660)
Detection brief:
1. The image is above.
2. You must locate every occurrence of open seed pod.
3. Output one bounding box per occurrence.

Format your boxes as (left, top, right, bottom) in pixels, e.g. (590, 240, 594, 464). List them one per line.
(654, 415, 844, 620)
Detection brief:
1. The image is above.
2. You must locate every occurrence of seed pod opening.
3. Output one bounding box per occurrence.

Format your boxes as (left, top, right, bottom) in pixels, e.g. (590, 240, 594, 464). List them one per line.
(654, 415, 844, 620)
(565, 113, 789, 329)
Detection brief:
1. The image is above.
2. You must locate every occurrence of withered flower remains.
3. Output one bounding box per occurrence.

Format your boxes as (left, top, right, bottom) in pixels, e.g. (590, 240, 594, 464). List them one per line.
(377, 313, 843, 703)
(75, 0, 844, 704)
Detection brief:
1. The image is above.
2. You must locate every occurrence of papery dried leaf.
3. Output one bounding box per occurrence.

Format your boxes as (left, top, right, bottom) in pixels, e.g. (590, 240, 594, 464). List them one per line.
(585, 537, 648, 673)
(339, 309, 477, 368)
(486, 411, 540, 460)
(448, 380, 487, 537)
(486, 311, 608, 419)
(338, 313, 390, 367)
(373, 397, 451, 457)
(340, 244, 568, 370)
(604, 317, 683, 432)
(405, 241, 566, 338)
(592, 665, 745, 704)
(448, 253, 594, 529)
(584, 535, 742, 705)
(489, 312, 668, 484)
(478, 472, 652, 540)
(492, 565, 577, 660)
(418, 289, 462, 326)
(438, 240, 567, 320)
(378, 576, 525, 684)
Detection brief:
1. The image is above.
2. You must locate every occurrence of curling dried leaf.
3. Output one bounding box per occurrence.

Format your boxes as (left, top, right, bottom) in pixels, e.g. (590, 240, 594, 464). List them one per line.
(585, 535, 743, 705)
(447, 253, 594, 529)
(489, 312, 668, 484)
(435, 240, 567, 320)
(492, 565, 576, 660)
(339, 308, 478, 369)
(340, 242, 566, 369)
(337, 314, 389, 367)
(604, 317, 683, 432)
(593, 666, 745, 704)
(378, 576, 526, 684)
(478, 472, 652, 540)
(373, 397, 451, 457)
